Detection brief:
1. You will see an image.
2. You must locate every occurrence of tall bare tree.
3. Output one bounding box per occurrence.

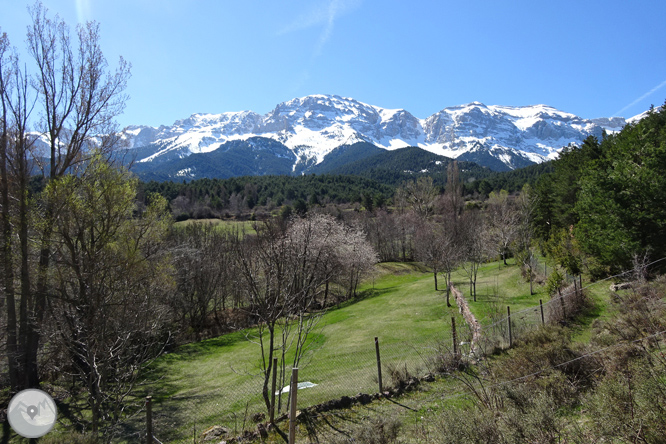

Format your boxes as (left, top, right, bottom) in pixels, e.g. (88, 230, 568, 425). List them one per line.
(0, 29, 40, 391)
(414, 217, 461, 306)
(169, 223, 236, 340)
(400, 176, 439, 219)
(415, 221, 447, 292)
(514, 184, 539, 294)
(1, 2, 131, 391)
(460, 210, 489, 301)
(444, 160, 464, 217)
(0, 29, 17, 390)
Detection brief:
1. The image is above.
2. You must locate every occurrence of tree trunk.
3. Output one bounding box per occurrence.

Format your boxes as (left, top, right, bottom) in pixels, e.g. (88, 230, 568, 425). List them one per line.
(446, 271, 452, 307)
(529, 268, 534, 295)
(262, 324, 276, 413)
(0, 98, 19, 389)
(19, 170, 38, 388)
(323, 280, 329, 308)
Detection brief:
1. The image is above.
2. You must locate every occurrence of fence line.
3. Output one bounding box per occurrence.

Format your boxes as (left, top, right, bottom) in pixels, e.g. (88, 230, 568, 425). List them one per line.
(106, 258, 665, 443)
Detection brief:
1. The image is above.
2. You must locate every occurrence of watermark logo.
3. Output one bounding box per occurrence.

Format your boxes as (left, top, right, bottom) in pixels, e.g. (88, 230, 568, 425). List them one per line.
(7, 389, 58, 438)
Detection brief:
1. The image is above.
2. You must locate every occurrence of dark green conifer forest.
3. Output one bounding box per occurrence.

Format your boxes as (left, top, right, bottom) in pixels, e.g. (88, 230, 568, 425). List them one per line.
(533, 103, 666, 276)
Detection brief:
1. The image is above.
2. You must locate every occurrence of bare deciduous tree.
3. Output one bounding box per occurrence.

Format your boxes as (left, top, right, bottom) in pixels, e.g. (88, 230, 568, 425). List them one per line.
(2, 2, 131, 392)
(486, 189, 519, 266)
(444, 160, 464, 217)
(400, 176, 439, 219)
(514, 185, 539, 294)
(169, 223, 236, 340)
(414, 217, 461, 306)
(415, 221, 447, 292)
(233, 213, 376, 436)
(460, 210, 489, 301)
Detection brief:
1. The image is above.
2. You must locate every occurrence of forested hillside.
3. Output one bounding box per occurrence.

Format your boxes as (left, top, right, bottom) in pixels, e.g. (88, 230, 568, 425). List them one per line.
(533, 103, 666, 275)
(309, 145, 493, 187)
(139, 152, 549, 221)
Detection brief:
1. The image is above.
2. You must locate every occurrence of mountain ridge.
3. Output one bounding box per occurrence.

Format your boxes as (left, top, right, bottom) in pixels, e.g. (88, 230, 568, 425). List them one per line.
(123, 94, 635, 179)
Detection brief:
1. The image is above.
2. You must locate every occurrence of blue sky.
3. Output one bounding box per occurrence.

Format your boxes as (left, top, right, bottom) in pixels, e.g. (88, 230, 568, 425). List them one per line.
(2, 0, 665, 128)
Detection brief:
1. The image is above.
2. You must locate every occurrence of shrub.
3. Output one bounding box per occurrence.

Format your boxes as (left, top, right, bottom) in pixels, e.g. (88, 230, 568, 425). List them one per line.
(329, 417, 403, 444)
(587, 354, 666, 443)
(174, 212, 190, 221)
(385, 363, 418, 392)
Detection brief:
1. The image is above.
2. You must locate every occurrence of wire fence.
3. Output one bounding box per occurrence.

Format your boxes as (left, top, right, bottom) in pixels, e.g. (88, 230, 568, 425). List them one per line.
(105, 258, 654, 444)
(106, 314, 474, 443)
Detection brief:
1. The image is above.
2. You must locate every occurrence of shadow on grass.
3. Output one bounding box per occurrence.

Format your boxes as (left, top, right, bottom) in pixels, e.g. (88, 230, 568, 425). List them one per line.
(134, 330, 262, 409)
(569, 293, 607, 341)
(304, 409, 367, 443)
(333, 286, 397, 310)
(112, 389, 255, 444)
(167, 330, 250, 360)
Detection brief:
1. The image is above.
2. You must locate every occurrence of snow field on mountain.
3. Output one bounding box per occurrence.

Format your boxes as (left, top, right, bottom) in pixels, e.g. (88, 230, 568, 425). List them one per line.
(125, 94, 637, 172)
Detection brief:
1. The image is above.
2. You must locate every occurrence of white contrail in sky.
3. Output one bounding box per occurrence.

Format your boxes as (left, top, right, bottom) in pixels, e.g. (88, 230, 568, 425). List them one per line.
(279, 0, 361, 56)
(280, 0, 361, 94)
(75, 0, 92, 23)
(614, 79, 666, 116)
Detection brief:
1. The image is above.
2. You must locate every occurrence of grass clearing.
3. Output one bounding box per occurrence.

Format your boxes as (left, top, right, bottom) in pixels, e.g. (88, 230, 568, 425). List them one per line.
(118, 257, 618, 443)
(174, 218, 257, 235)
(451, 258, 549, 325)
(570, 276, 616, 343)
(41, 251, 625, 444)
(135, 263, 466, 442)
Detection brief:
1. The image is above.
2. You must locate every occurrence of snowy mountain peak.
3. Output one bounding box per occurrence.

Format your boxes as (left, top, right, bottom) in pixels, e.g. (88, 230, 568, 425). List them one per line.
(125, 94, 641, 175)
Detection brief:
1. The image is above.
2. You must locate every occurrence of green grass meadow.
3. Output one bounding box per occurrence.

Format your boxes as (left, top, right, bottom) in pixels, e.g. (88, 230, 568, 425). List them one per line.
(135, 263, 466, 442)
(174, 218, 258, 235)
(115, 257, 615, 442)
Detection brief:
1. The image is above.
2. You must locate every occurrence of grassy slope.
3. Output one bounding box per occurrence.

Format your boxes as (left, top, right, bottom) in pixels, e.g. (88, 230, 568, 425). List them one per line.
(450, 259, 550, 323)
(281, 259, 622, 443)
(453, 257, 613, 335)
(38, 256, 621, 443)
(127, 257, 618, 443)
(140, 263, 466, 441)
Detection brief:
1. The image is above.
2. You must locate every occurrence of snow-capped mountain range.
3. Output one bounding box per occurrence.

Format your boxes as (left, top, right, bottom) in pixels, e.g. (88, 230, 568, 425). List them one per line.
(124, 94, 630, 176)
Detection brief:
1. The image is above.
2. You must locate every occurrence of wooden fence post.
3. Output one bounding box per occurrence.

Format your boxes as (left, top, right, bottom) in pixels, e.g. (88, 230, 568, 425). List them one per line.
(451, 317, 458, 358)
(375, 337, 383, 393)
(145, 396, 153, 444)
(507, 306, 512, 348)
(539, 299, 545, 326)
(289, 367, 299, 444)
(270, 357, 278, 423)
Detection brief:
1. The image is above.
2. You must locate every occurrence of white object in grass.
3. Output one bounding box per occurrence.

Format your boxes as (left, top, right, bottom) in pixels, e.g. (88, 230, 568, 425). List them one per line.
(275, 381, 317, 395)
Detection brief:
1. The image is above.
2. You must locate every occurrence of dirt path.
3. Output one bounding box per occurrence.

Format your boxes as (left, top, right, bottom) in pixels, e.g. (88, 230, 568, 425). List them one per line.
(450, 284, 482, 355)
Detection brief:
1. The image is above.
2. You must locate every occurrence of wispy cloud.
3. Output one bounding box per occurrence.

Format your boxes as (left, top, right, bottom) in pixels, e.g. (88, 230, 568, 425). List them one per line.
(279, 0, 361, 56)
(75, 0, 92, 23)
(614, 79, 666, 116)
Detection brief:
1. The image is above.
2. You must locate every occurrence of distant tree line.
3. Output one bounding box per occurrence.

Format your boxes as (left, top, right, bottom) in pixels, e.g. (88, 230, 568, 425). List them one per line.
(469, 160, 554, 196)
(139, 174, 394, 221)
(138, 160, 553, 223)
